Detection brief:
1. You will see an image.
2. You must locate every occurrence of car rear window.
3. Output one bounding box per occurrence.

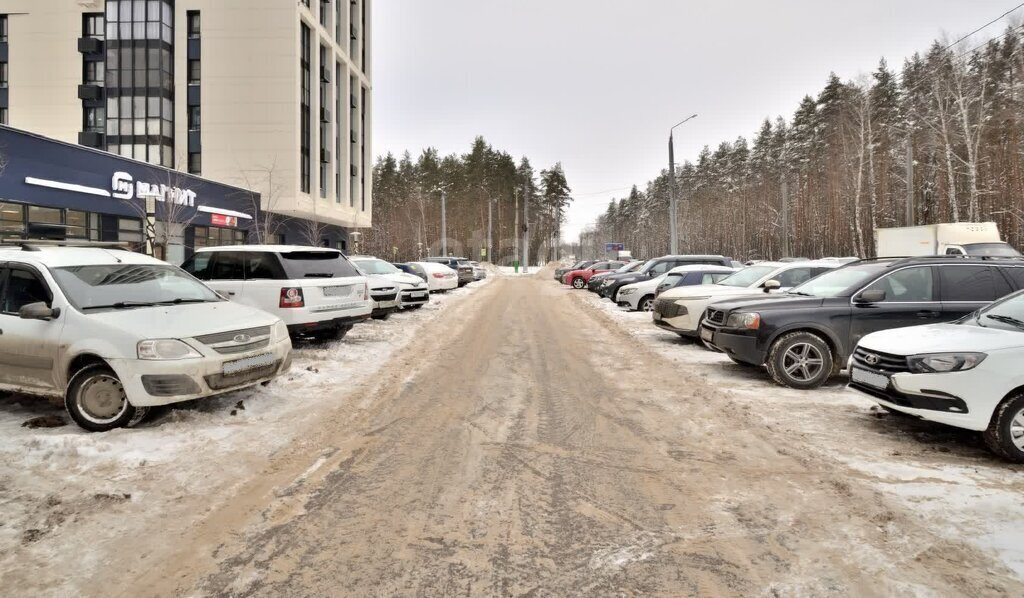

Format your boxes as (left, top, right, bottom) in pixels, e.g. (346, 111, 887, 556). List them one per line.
(279, 251, 360, 279)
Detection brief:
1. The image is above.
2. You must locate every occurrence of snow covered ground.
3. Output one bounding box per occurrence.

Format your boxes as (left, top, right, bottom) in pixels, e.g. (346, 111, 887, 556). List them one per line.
(570, 286, 1024, 580)
(0, 275, 493, 597)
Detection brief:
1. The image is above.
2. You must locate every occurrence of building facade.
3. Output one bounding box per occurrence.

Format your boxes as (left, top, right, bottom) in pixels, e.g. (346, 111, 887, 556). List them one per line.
(0, 0, 371, 249)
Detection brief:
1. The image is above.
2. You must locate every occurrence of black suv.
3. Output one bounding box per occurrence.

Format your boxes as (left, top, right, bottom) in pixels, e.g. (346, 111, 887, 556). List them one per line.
(700, 257, 1024, 389)
(426, 257, 475, 287)
(599, 254, 737, 300)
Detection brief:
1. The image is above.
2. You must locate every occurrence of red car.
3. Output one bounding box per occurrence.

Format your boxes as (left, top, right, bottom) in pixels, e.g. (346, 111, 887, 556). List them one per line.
(563, 261, 626, 289)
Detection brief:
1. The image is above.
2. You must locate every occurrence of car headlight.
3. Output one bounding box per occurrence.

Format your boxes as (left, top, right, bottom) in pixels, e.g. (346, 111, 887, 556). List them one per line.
(619, 288, 636, 296)
(137, 339, 202, 360)
(907, 352, 987, 373)
(272, 320, 290, 341)
(726, 312, 761, 329)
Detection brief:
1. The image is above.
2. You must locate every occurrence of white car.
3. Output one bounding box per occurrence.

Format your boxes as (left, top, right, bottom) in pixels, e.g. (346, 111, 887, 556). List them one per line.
(365, 275, 401, 320)
(616, 265, 737, 312)
(182, 245, 372, 341)
(651, 260, 841, 337)
(850, 290, 1024, 462)
(412, 261, 459, 292)
(0, 244, 291, 432)
(349, 256, 430, 309)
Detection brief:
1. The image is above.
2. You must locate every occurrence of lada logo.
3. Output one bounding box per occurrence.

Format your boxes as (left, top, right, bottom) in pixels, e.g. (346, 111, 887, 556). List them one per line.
(863, 353, 880, 365)
(233, 334, 252, 344)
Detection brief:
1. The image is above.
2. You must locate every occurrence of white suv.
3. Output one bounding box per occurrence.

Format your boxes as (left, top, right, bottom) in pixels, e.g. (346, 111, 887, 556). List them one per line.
(182, 246, 371, 341)
(850, 289, 1024, 462)
(0, 244, 291, 431)
(349, 255, 430, 309)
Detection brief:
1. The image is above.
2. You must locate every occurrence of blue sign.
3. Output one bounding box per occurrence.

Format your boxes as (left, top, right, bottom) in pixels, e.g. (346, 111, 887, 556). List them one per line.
(605, 243, 625, 252)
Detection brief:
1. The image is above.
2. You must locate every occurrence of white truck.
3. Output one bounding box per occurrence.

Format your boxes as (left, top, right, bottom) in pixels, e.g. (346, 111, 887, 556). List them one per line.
(875, 222, 1020, 257)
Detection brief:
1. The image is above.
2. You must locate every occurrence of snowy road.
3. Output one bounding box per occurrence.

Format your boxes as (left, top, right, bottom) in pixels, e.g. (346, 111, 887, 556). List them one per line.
(96, 269, 1021, 596)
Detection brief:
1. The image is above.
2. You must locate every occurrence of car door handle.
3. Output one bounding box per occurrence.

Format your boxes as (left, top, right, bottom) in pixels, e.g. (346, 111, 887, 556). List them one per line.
(227, 291, 236, 296)
(916, 310, 940, 318)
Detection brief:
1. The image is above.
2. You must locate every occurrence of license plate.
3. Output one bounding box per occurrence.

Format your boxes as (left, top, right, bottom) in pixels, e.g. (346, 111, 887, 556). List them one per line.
(653, 312, 662, 320)
(700, 327, 714, 343)
(411, 292, 426, 298)
(323, 285, 354, 297)
(851, 367, 889, 390)
(223, 353, 276, 375)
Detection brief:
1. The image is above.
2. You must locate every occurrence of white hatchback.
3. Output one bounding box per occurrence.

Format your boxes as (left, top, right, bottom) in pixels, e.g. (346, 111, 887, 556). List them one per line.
(850, 289, 1024, 462)
(350, 256, 430, 309)
(182, 246, 372, 341)
(0, 244, 291, 432)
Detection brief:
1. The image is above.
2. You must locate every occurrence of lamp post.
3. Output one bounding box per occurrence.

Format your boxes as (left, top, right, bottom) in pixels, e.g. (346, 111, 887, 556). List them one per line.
(668, 113, 698, 254)
(139, 190, 162, 257)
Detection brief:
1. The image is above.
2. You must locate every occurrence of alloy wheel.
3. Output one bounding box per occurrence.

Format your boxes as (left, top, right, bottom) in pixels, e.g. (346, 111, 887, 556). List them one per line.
(781, 342, 825, 382)
(1012, 409, 1024, 451)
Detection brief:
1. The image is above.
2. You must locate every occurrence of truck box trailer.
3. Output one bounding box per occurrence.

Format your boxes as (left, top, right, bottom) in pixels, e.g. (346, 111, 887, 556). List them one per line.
(875, 222, 1020, 257)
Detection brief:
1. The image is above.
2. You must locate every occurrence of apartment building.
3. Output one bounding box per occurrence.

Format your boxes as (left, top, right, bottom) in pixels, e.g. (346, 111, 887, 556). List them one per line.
(0, 0, 372, 249)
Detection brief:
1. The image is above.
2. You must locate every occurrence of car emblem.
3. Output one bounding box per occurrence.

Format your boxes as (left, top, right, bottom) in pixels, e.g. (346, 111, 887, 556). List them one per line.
(233, 334, 252, 344)
(863, 353, 880, 365)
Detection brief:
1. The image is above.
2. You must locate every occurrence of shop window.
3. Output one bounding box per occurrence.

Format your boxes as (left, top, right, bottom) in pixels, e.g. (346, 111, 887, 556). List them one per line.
(65, 210, 88, 238)
(0, 202, 24, 236)
(118, 217, 143, 246)
(194, 226, 246, 249)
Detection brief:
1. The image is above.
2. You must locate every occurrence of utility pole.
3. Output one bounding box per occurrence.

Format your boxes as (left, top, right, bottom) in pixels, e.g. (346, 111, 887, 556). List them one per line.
(522, 180, 530, 274)
(906, 140, 914, 226)
(487, 196, 492, 263)
(440, 188, 447, 256)
(668, 114, 698, 254)
(781, 178, 790, 259)
(513, 189, 519, 261)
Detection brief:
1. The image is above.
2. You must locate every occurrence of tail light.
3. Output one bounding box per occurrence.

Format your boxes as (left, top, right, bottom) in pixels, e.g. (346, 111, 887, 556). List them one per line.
(279, 287, 305, 308)
(432, 272, 446, 279)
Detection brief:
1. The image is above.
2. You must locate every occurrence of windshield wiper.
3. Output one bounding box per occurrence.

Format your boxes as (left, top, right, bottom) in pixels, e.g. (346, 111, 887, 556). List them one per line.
(304, 273, 334, 278)
(788, 291, 814, 296)
(157, 298, 215, 305)
(82, 301, 159, 310)
(983, 313, 1024, 330)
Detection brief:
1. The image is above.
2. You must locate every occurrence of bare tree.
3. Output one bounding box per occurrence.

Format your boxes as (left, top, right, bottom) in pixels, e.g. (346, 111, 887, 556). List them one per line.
(238, 159, 291, 244)
(117, 164, 198, 260)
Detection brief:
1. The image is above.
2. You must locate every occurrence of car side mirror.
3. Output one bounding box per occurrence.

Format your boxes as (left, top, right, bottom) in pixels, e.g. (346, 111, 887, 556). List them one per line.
(763, 280, 781, 292)
(855, 289, 886, 304)
(19, 302, 59, 321)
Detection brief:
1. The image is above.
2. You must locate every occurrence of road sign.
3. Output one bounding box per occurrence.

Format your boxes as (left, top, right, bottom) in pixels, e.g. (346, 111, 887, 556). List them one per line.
(605, 243, 624, 252)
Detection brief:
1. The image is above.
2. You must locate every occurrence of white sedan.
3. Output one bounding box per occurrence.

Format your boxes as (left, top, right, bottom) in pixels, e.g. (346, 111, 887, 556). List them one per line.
(850, 289, 1024, 462)
(412, 261, 459, 292)
(616, 265, 736, 311)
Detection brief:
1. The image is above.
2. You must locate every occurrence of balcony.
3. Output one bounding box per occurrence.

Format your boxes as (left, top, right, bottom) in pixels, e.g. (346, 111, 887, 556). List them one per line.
(78, 131, 104, 148)
(78, 36, 103, 54)
(77, 84, 103, 100)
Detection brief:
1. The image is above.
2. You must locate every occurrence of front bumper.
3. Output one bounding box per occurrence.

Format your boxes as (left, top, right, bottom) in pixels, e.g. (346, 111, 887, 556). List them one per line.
(112, 337, 293, 407)
(400, 289, 430, 307)
(654, 316, 698, 337)
(371, 296, 400, 317)
(700, 324, 766, 364)
(847, 366, 991, 431)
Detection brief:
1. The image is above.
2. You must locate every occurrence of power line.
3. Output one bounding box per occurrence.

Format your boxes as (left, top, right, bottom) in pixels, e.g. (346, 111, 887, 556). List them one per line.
(941, 2, 1024, 53)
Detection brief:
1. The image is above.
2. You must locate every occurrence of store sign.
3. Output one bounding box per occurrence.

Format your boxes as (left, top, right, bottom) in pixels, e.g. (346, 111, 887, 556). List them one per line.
(211, 213, 239, 227)
(111, 171, 197, 207)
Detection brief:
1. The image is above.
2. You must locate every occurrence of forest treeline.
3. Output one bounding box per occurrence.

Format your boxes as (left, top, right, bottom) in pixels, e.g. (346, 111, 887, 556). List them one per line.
(368, 137, 571, 263)
(583, 26, 1024, 261)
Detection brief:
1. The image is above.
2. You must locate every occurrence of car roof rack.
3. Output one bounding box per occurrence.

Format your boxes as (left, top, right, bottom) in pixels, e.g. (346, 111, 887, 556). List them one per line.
(0, 238, 131, 252)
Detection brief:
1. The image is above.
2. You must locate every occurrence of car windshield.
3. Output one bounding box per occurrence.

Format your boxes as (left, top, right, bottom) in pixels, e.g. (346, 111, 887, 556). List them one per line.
(613, 262, 637, 273)
(636, 259, 659, 274)
(963, 243, 1022, 257)
(279, 251, 360, 278)
(788, 263, 889, 297)
(975, 291, 1024, 332)
(52, 264, 220, 311)
(717, 265, 777, 288)
(354, 258, 400, 275)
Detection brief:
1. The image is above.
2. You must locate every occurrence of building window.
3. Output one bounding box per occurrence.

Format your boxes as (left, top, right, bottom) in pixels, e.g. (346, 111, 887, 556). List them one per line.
(0, 202, 24, 235)
(335, 0, 342, 42)
(188, 105, 200, 131)
(0, 15, 7, 43)
(300, 23, 311, 194)
(187, 12, 200, 39)
(349, 74, 358, 207)
(320, 0, 330, 27)
(84, 106, 105, 132)
(84, 13, 104, 39)
(194, 226, 245, 248)
(188, 152, 201, 175)
(188, 60, 201, 84)
(335, 62, 342, 203)
(0, 62, 8, 88)
(302, 0, 310, 8)
(84, 60, 105, 86)
(0, 108, 7, 125)
(361, 85, 367, 211)
(319, 44, 330, 199)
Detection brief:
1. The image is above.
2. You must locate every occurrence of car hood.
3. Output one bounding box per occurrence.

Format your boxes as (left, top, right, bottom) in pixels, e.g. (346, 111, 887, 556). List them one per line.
(84, 301, 279, 339)
(859, 322, 1024, 355)
(660, 283, 760, 301)
(366, 275, 399, 291)
(621, 278, 660, 293)
(376, 272, 425, 288)
(708, 293, 825, 313)
(608, 273, 646, 285)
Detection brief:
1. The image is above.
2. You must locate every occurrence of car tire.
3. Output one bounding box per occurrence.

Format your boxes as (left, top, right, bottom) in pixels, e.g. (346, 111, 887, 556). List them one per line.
(983, 393, 1024, 463)
(65, 365, 148, 432)
(571, 277, 586, 289)
(639, 295, 655, 312)
(766, 331, 833, 389)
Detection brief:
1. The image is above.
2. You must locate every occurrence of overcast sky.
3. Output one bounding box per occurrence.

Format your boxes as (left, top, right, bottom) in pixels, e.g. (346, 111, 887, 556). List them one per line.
(372, 0, 1022, 240)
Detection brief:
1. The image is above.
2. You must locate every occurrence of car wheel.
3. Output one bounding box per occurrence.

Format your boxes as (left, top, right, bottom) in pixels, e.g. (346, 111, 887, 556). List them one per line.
(983, 393, 1024, 463)
(571, 277, 586, 289)
(65, 365, 148, 432)
(639, 295, 655, 312)
(766, 331, 833, 389)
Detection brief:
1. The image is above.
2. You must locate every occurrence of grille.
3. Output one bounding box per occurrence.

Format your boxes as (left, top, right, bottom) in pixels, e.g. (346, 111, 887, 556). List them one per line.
(706, 308, 726, 325)
(654, 299, 684, 319)
(852, 347, 910, 374)
(213, 339, 271, 355)
(373, 292, 399, 302)
(205, 362, 281, 391)
(194, 326, 272, 345)
(141, 375, 201, 396)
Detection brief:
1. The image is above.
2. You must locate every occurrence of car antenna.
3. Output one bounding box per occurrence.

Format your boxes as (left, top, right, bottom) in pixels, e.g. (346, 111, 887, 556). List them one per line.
(101, 248, 123, 263)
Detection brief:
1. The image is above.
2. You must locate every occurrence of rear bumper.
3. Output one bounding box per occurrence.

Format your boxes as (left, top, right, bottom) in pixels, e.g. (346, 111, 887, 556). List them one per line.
(287, 313, 369, 334)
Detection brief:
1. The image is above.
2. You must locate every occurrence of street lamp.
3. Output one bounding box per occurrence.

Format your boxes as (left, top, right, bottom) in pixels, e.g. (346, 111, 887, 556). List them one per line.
(668, 113, 698, 254)
(139, 190, 162, 257)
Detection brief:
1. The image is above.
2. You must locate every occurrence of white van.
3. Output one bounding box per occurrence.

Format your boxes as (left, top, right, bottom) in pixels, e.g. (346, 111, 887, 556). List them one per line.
(0, 243, 292, 431)
(182, 246, 372, 341)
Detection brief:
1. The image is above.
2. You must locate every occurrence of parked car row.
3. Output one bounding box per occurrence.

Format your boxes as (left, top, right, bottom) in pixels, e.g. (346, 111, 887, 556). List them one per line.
(566, 252, 1024, 461)
(0, 241, 484, 433)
